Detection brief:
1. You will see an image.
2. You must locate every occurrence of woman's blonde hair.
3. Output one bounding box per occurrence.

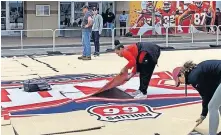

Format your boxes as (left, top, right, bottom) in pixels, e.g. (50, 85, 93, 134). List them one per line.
(180, 61, 197, 75)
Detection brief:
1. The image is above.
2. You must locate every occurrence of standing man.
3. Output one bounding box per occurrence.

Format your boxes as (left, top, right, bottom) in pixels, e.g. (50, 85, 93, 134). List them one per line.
(78, 5, 93, 60)
(92, 7, 103, 57)
(106, 8, 115, 37)
(119, 11, 128, 36)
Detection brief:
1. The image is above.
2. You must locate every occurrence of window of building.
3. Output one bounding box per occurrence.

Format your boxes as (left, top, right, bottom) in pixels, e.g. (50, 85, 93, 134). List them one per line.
(1, 1, 6, 30)
(36, 5, 50, 16)
(60, 2, 71, 26)
(74, 2, 85, 24)
(9, 1, 24, 30)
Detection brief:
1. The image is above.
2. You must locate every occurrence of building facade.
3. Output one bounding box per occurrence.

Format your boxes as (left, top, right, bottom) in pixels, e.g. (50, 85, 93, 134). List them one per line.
(1, 1, 129, 37)
(1, 1, 221, 37)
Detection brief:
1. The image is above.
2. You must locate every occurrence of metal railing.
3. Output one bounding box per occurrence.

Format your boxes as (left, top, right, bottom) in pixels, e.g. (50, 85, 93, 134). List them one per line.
(52, 28, 112, 52)
(53, 28, 80, 52)
(1, 29, 53, 49)
(165, 25, 192, 47)
(1, 25, 221, 53)
(164, 25, 219, 47)
(111, 26, 145, 49)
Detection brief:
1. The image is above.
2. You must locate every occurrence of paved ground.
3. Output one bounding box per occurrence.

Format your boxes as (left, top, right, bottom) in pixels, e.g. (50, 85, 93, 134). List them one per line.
(1, 42, 221, 57)
(2, 32, 221, 57)
(1, 33, 220, 49)
(1, 49, 221, 135)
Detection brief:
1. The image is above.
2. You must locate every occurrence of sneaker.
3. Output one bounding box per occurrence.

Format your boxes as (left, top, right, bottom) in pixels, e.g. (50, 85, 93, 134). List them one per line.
(78, 56, 86, 60)
(94, 52, 100, 57)
(134, 92, 147, 99)
(129, 90, 142, 97)
(82, 56, 92, 60)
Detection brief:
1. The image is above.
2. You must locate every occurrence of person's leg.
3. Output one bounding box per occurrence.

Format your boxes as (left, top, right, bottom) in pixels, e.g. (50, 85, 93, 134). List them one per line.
(208, 83, 221, 135)
(111, 23, 114, 36)
(107, 22, 110, 37)
(91, 31, 94, 42)
(139, 63, 155, 95)
(135, 54, 156, 98)
(88, 31, 92, 57)
(103, 23, 107, 37)
(83, 31, 91, 59)
(78, 31, 86, 59)
(94, 31, 100, 56)
(92, 31, 96, 55)
(207, 26, 209, 33)
(120, 22, 123, 36)
(123, 22, 126, 36)
(206, 23, 210, 33)
(219, 106, 221, 117)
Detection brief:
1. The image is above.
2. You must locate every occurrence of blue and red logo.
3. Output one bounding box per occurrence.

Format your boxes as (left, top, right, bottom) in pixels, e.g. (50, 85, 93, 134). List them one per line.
(1, 71, 201, 121)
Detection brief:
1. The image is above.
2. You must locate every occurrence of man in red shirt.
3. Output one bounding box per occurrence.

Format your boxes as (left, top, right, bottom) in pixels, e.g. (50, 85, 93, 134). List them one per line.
(114, 40, 161, 99)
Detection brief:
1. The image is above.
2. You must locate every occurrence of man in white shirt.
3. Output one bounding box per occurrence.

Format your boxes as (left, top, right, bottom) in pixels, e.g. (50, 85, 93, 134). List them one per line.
(119, 11, 128, 36)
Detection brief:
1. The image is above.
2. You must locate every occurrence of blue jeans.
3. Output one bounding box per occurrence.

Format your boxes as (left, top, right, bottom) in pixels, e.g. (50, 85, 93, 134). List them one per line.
(107, 22, 113, 37)
(82, 30, 91, 57)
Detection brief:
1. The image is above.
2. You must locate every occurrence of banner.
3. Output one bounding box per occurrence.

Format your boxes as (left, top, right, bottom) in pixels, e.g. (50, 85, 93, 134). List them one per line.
(129, 1, 216, 36)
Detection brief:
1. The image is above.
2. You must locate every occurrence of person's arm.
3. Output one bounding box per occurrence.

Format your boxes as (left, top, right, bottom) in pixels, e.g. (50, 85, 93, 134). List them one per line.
(112, 13, 116, 23)
(201, 96, 209, 117)
(99, 15, 103, 35)
(131, 67, 137, 74)
(122, 50, 136, 72)
(196, 84, 210, 118)
(85, 16, 93, 28)
(119, 14, 122, 21)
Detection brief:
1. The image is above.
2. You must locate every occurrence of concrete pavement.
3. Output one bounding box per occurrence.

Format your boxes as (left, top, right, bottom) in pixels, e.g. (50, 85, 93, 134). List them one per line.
(1, 33, 220, 49)
(2, 42, 221, 57)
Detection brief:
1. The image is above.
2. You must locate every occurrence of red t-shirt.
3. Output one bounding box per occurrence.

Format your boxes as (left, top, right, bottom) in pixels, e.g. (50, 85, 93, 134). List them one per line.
(121, 44, 147, 74)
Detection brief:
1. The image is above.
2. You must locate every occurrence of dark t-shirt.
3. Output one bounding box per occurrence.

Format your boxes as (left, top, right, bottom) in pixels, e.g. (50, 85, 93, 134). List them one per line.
(106, 12, 115, 23)
(187, 60, 221, 117)
(81, 11, 92, 31)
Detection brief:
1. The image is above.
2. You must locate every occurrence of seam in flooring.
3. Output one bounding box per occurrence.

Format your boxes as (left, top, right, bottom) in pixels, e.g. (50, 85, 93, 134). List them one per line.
(28, 56, 59, 72)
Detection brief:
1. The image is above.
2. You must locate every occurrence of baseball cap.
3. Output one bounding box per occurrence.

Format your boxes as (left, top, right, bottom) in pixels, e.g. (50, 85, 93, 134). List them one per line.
(81, 5, 89, 10)
(172, 67, 182, 87)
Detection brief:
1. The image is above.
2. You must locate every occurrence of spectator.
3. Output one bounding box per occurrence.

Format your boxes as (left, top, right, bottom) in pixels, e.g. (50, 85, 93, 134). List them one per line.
(78, 5, 93, 60)
(92, 7, 103, 56)
(102, 12, 108, 37)
(119, 11, 128, 36)
(215, 8, 221, 32)
(205, 8, 213, 33)
(106, 8, 115, 37)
